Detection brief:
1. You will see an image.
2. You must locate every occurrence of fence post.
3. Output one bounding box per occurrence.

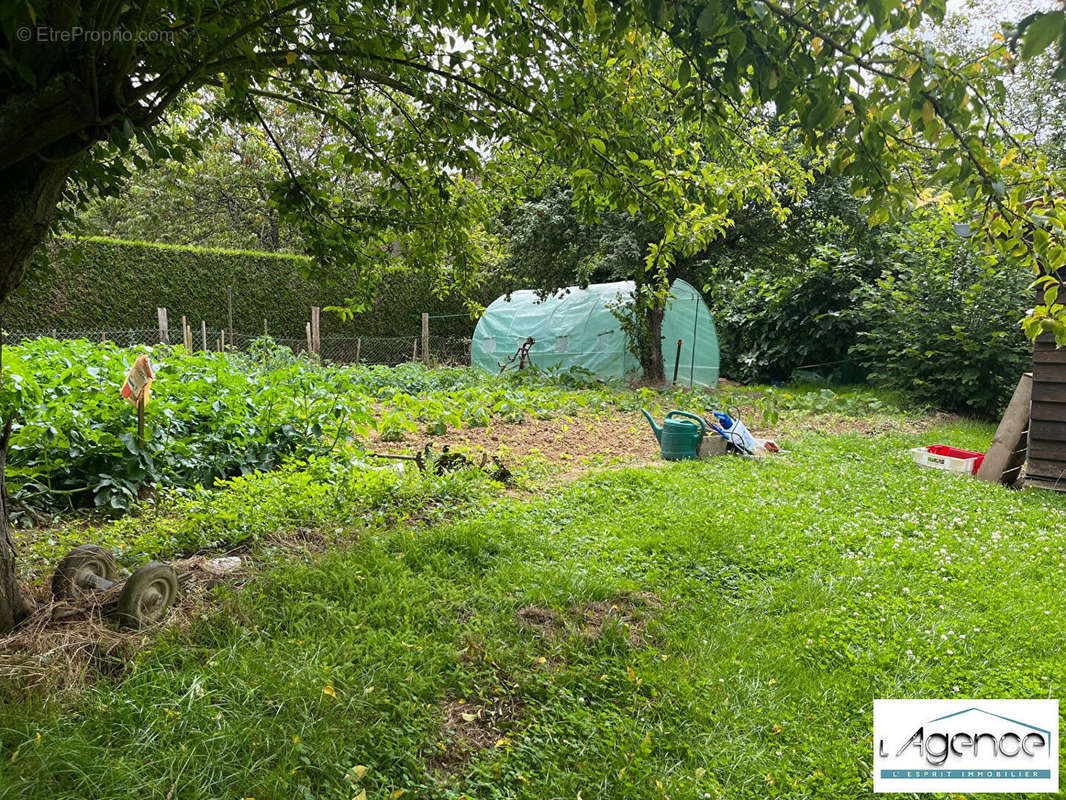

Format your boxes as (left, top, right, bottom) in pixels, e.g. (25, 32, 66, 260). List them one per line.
(226, 285, 234, 339)
(181, 316, 188, 350)
(311, 306, 321, 356)
(306, 322, 313, 356)
(355, 337, 361, 365)
(157, 307, 169, 344)
(421, 312, 430, 366)
(263, 319, 268, 336)
(201, 320, 207, 351)
(412, 338, 418, 362)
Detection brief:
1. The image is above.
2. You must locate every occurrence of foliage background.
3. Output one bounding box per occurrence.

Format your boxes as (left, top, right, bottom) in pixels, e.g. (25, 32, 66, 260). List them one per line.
(706, 207, 1032, 417)
(852, 215, 1032, 417)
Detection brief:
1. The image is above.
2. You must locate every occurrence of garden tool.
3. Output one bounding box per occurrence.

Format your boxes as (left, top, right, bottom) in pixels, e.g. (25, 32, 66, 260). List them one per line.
(641, 409, 706, 461)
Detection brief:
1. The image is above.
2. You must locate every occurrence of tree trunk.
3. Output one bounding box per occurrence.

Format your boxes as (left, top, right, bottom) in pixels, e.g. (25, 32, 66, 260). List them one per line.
(0, 155, 74, 634)
(0, 157, 74, 302)
(0, 411, 28, 633)
(638, 303, 666, 383)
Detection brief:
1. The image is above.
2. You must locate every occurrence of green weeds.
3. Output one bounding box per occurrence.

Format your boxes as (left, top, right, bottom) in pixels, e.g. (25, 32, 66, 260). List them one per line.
(17, 448, 495, 576)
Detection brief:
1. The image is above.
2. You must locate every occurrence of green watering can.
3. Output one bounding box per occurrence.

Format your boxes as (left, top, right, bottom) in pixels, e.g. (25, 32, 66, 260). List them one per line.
(641, 409, 706, 461)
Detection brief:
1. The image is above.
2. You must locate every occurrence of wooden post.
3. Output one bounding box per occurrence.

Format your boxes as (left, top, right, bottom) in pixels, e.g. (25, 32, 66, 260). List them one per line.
(977, 373, 1032, 485)
(311, 306, 321, 356)
(421, 312, 430, 366)
(221, 329, 226, 351)
(157, 307, 169, 344)
(263, 319, 268, 336)
(355, 337, 361, 365)
(201, 320, 207, 351)
(137, 394, 145, 445)
(226, 285, 234, 339)
(412, 338, 418, 362)
(181, 315, 189, 350)
(306, 322, 313, 356)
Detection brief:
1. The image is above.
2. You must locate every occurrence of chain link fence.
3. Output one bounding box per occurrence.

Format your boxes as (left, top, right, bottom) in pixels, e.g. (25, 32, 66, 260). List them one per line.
(3, 328, 472, 367)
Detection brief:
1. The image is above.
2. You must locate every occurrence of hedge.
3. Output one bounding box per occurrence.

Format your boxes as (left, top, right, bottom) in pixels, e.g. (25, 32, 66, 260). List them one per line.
(5, 237, 478, 338)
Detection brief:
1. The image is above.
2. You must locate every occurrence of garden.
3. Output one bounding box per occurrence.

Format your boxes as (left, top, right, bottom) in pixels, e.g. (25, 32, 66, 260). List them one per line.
(4, 0, 1066, 796)
(1, 334, 1064, 799)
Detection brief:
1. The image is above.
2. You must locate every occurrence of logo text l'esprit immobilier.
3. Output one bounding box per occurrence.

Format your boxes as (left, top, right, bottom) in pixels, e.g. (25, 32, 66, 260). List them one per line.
(874, 699, 1059, 793)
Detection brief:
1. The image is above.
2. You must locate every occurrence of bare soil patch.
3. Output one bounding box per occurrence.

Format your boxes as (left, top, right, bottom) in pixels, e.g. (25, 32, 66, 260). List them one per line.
(516, 604, 566, 637)
(429, 694, 524, 777)
(369, 412, 662, 470)
(517, 591, 662, 648)
(368, 407, 960, 480)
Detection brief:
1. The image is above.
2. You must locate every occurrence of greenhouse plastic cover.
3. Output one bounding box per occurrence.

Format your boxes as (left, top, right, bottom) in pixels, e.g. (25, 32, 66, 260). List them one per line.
(471, 279, 719, 386)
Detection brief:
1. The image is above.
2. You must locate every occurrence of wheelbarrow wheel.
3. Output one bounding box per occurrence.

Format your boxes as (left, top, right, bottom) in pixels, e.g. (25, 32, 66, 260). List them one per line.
(51, 544, 118, 600)
(116, 562, 178, 629)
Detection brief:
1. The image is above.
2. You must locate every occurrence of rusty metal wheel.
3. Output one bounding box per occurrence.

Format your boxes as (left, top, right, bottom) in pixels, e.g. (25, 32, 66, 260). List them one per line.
(116, 562, 178, 629)
(51, 544, 118, 600)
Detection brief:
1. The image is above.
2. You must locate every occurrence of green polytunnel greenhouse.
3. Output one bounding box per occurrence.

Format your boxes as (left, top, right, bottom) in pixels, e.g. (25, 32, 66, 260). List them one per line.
(471, 279, 719, 386)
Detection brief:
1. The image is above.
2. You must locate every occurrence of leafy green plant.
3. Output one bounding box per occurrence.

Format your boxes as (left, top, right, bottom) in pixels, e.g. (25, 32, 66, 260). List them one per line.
(852, 216, 1031, 418)
(707, 241, 879, 384)
(777, 387, 900, 417)
(5, 338, 372, 519)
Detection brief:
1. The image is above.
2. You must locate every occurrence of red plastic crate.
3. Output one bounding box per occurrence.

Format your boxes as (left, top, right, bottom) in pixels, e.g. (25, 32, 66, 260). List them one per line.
(910, 444, 985, 475)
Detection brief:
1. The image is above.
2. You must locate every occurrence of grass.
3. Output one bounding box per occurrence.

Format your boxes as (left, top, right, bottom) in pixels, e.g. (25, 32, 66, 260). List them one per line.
(2, 413, 1065, 799)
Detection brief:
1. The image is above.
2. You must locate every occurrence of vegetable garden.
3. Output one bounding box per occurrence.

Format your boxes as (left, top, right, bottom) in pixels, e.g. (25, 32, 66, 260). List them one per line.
(5, 337, 628, 521)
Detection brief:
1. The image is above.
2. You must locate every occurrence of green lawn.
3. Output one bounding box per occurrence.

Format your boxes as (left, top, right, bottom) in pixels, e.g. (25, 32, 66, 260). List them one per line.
(2, 419, 1065, 799)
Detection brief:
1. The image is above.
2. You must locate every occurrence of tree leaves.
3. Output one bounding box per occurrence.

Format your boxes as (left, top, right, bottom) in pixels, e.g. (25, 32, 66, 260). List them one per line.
(1021, 11, 1065, 60)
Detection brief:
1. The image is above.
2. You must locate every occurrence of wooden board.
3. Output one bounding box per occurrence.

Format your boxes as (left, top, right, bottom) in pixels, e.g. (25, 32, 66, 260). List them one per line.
(1023, 329, 1066, 490)
(976, 373, 1031, 485)
(1030, 382, 1066, 403)
(1025, 439, 1066, 461)
(1024, 471, 1066, 491)
(1033, 347, 1066, 364)
(1030, 364, 1066, 383)
(1029, 402, 1066, 423)
(1028, 418, 1066, 441)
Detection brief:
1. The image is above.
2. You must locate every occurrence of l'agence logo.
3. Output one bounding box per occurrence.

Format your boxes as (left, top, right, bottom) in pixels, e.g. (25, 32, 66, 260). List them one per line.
(874, 699, 1059, 793)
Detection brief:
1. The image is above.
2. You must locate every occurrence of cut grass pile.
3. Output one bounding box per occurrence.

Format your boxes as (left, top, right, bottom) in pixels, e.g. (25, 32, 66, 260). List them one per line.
(2, 417, 1064, 799)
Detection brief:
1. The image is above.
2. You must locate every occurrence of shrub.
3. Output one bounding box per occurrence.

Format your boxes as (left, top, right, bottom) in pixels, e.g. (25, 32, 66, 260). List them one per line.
(852, 217, 1031, 418)
(7, 236, 477, 337)
(4, 342, 629, 521)
(707, 242, 880, 383)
